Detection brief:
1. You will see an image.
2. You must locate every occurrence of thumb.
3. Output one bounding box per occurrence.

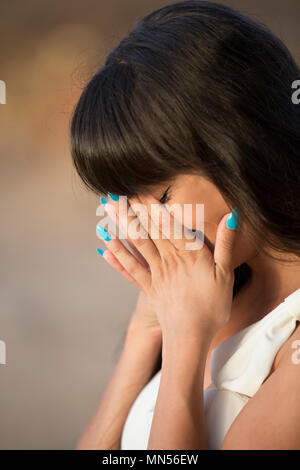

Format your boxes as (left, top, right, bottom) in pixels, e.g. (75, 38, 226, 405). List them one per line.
(213, 208, 239, 274)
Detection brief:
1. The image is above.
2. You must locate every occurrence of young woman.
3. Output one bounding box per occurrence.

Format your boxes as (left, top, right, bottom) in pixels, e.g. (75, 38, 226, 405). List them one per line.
(70, 1, 300, 449)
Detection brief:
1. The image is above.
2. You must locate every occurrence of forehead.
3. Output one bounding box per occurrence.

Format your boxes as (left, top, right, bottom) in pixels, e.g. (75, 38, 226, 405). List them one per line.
(142, 173, 190, 193)
(145, 174, 209, 195)
(134, 180, 174, 198)
(133, 173, 215, 200)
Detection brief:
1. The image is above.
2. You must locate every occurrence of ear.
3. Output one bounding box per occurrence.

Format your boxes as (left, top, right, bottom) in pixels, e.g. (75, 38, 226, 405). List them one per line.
(213, 209, 239, 274)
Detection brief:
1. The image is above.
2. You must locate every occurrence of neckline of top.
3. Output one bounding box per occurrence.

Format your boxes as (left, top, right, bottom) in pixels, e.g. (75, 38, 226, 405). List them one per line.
(211, 286, 300, 356)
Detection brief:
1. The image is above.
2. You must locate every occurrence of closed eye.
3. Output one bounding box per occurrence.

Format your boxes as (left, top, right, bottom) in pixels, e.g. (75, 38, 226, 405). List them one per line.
(159, 185, 171, 204)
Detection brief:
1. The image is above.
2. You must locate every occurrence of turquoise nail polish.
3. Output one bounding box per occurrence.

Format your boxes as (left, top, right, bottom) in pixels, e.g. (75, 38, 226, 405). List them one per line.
(100, 196, 109, 206)
(96, 248, 105, 256)
(97, 225, 111, 241)
(108, 192, 119, 201)
(226, 208, 239, 230)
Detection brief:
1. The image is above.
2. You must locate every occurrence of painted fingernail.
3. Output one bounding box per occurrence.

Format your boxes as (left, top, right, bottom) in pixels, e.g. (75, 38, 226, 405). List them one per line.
(108, 192, 119, 201)
(97, 225, 111, 241)
(100, 196, 109, 206)
(226, 208, 239, 230)
(96, 248, 105, 257)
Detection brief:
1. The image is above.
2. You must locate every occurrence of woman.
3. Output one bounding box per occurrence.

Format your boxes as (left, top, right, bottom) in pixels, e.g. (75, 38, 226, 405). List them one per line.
(70, 1, 300, 449)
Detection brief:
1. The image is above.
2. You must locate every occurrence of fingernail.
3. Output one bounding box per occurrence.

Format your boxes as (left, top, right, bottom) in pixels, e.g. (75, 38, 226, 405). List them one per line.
(104, 202, 115, 218)
(97, 225, 111, 241)
(226, 208, 239, 230)
(108, 192, 119, 201)
(100, 196, 109, 206)
(96, 248, 105, 257)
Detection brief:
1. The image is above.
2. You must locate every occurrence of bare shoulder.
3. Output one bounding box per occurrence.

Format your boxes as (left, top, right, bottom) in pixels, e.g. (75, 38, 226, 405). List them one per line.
(221, 320, 300, 449)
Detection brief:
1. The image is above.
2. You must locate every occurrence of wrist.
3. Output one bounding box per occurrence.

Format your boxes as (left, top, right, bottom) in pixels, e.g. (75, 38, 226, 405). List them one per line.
(120, 325, 162, 387)
(161, 316, 219, 348)
(161, 329, 213, 365)
(125, 322, 162, 351)
(126, 319, 162, 344)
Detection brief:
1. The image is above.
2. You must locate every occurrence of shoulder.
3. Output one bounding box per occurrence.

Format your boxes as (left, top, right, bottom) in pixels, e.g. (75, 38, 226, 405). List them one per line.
(221, 321, 300, 449)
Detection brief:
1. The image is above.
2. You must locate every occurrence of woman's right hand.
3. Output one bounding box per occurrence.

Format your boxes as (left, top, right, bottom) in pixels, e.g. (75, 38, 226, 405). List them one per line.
(97, 198, 162, 342)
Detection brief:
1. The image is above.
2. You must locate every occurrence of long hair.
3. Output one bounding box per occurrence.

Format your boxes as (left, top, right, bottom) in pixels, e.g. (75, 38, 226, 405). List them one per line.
(70, 1, 300, 374)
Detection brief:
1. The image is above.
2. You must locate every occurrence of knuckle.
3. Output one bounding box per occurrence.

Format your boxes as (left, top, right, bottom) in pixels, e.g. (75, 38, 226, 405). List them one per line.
(218, 264, 234, 282)
(162, 250, 176, 271)
(111, 243, 123, 257)
(134, 236, 147, 249)
(126, 261, 140, 277)
(152, 262, 164, 280)
(220, 237, 233, 253)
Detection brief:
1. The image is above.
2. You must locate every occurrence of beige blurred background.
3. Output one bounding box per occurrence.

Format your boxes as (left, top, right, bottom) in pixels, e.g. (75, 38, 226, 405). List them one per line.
(0, 0, 300, 450)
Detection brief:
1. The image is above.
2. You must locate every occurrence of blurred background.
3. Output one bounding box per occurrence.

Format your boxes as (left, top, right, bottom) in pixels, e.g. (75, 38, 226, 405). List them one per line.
(0, 0, 299, 450)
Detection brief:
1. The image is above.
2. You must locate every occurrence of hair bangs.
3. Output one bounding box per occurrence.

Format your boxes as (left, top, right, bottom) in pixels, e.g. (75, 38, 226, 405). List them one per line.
(70, 59, 194, 198)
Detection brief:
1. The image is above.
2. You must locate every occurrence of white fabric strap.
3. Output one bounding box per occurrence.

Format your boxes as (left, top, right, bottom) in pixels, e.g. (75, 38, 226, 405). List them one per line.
(211, 288, 300, 397)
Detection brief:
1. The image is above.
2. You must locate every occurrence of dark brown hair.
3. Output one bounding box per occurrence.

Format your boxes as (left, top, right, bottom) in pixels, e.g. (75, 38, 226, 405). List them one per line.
(70, 1, 300, 374)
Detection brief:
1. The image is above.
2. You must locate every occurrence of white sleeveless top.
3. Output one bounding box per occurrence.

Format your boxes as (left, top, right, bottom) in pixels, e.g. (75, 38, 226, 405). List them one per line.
(120, 288, 300, 450)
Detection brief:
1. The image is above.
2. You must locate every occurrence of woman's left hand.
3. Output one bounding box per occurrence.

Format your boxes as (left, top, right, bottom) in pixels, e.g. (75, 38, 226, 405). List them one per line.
(101, 191, 239, 341)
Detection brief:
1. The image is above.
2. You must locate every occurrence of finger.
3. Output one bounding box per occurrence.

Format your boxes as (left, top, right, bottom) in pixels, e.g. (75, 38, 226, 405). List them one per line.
(103, 196, 161, 267)
(129, 191, 175, 255)
(103, 197, 149, 268)
(97, 248, 141, 289)
(137, 191, 204, 253)
(96, 223, 152, 289)
(214, 209, 239, 275)
(127, 239, 150, 270)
